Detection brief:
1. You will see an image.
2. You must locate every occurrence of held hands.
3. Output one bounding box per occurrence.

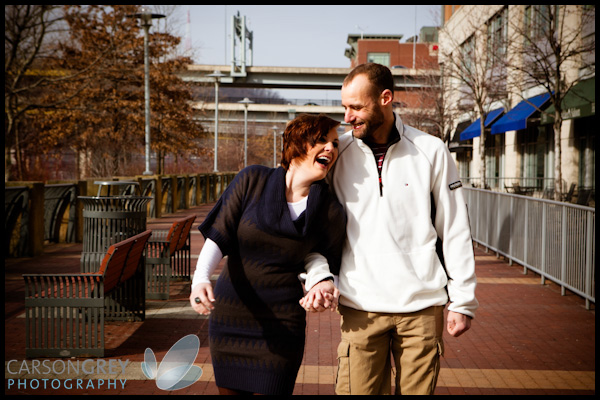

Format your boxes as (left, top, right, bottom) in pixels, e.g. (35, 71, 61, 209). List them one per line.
(191, 279, 340, 315)
(190, 282, 215, 316)
(300, 279, 339, 312)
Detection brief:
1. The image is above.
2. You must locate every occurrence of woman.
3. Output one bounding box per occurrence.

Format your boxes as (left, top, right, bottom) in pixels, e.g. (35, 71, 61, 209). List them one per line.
(190, 114, 346, 395)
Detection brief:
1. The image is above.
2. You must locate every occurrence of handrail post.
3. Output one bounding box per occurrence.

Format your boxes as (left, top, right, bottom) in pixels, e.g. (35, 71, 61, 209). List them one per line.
(584, 211, 593, 310)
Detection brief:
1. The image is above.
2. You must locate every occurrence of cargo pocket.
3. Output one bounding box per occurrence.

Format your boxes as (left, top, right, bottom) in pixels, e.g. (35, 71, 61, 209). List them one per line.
(436, 338, 444, 357)
(335, 341, 351, 395)
(430, 339, 445, 394)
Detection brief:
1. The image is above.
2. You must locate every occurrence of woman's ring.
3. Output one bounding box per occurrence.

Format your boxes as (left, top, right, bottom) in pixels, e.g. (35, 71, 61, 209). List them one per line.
(194, 297, 201, 304)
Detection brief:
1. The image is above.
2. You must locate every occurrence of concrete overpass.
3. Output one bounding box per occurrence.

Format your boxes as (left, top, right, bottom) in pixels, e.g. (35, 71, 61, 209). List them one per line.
(178, 64, 439, 90)
(191, 101, 346, 126)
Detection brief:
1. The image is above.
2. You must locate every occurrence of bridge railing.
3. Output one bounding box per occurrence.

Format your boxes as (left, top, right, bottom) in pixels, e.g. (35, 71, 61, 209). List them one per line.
(201, 95, 343, 107)
(5, 172, 236, 258)
(463, 187, 595, 309)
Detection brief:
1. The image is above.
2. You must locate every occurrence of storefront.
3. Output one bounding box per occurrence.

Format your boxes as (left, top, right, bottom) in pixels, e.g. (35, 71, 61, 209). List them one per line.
(541, 78, 595, 194)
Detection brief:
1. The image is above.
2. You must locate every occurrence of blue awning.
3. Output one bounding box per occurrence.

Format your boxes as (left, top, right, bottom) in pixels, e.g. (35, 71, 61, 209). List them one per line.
(491, 93, 551, 134)
(459, 108, 505, 141)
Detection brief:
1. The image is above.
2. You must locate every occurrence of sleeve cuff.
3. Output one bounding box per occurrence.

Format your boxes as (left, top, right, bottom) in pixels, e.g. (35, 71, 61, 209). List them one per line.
(301, 252, 334, 291)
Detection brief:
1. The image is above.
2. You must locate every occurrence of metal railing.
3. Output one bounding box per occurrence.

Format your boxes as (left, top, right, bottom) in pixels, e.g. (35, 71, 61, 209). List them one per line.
(463, 188, 595, 309)
(5, 172, 236, 258)
(201, 95, 343, 107)
(462, 177, 558, 190)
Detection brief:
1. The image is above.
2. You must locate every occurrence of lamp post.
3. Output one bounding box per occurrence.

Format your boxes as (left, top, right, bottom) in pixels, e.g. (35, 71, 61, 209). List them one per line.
(207, 70, 226, 172)
(129, 7, 165, 176)
(238, 97, 254, 168)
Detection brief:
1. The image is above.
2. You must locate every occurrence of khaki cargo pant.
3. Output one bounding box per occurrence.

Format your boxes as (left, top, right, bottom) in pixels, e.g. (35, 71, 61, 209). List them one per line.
(335, 304, 444, 395)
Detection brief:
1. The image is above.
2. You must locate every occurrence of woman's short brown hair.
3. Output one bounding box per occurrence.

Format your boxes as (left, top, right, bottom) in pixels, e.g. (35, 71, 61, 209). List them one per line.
(281, 113, 340, 170)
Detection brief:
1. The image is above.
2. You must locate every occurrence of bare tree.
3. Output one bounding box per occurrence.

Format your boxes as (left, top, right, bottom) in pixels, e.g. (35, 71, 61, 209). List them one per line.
(4, 5, 111, 180)
(6, 5, 205, 180)
(401, 59, 455, 144)
(439, 6, 508, 188)
(505, 5, 595, 200)
(5, 6, 64, 180)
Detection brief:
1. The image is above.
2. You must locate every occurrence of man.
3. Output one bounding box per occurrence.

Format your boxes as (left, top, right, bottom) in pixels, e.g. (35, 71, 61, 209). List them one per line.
(302, 63, 478, 395)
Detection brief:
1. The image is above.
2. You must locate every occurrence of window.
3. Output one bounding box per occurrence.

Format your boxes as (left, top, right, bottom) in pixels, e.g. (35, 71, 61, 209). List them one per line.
(524, 5, 556, 41)
(519, 125, 554, 189)
(484, 131, 505, 188)
(456, 149, 472, 181)
(366, 52, 390, 67)
(575, 116, 595, 191)
(487, 7, 508, 57)
(461, 35, 476, 76)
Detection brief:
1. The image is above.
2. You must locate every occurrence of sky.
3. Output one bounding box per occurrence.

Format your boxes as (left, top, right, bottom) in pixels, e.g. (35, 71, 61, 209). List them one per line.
(167, 5, 440, 99)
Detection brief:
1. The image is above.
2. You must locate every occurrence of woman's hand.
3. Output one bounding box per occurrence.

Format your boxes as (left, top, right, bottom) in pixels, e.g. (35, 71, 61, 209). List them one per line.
(300, 279, 339, 312)
(190, 282, 215, 315)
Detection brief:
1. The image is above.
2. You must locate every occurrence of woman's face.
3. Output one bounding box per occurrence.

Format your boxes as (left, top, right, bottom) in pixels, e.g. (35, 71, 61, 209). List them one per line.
(293, 127, 339, 181)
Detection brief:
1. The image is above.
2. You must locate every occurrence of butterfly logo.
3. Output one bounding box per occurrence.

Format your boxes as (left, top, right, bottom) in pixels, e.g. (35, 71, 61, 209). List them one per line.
(141, 334, 203, 390)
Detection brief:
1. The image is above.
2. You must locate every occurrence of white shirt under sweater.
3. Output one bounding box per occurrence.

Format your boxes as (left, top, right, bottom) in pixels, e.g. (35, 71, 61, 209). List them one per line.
(192, 196, 333, 291)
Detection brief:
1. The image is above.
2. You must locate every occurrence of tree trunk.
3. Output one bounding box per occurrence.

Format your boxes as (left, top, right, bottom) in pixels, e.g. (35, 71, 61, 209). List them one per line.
(553, 111, 563, 201)
(478, 106, 487, 189)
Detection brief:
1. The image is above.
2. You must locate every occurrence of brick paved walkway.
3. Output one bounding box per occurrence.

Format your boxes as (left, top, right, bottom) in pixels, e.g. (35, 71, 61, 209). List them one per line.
(4, 204, 595, 395)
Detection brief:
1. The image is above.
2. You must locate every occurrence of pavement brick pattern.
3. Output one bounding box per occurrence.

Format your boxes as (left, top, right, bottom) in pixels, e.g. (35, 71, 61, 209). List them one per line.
(5, 205, 595, 395)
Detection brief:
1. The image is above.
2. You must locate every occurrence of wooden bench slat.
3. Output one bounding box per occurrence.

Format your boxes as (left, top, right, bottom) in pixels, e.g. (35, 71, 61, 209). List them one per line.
(168, 220, 186, 255)
(101, 239, 135, 293)
(145, 215, 195, 300)
(175, 216, 196, 252)
(120, 231, 152, 283)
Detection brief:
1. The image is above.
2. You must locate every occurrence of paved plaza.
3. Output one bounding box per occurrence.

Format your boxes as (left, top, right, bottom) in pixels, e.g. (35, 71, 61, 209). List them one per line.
(4, 204, 595, 395)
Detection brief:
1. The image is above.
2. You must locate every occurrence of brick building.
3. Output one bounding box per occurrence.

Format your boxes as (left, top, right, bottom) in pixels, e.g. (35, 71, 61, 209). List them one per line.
(343, 29, 440, 132)
(344, 31, 439, 70)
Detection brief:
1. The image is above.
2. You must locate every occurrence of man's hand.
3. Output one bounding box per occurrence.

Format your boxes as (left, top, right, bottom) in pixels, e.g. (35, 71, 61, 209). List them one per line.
(446, 311, 471, 337)
(300, 280, 339, 312)
(190, 282, 215, 315)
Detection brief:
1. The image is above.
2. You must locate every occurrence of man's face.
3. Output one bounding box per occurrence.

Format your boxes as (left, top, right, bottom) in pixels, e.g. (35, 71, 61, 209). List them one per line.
(341, 74, 385, 142)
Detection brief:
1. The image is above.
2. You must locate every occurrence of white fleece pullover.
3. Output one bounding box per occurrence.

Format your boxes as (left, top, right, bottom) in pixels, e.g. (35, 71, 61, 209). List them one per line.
(318, 113, 478, 318)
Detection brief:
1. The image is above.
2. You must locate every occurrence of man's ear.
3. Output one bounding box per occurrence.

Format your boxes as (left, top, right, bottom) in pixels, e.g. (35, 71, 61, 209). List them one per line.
(380, 89, 393, 106)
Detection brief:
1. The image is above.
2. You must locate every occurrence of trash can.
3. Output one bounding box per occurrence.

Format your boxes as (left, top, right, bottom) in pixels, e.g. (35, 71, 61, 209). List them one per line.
(79, 181, 152, 321)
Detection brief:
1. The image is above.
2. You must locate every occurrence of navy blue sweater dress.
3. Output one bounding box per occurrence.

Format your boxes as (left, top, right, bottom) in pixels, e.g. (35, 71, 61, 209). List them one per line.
(198, 165, 346, 395)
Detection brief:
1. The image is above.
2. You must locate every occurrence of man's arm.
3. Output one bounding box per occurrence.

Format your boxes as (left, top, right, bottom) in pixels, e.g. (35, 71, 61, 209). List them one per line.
(431, 142, 479, 319)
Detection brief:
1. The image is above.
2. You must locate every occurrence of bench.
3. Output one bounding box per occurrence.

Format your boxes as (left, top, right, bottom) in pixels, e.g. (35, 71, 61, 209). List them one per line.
(145, 215, 196, 300)
(542, 187, 555, 199)
(23, 230, 152, 358)
(563, 183, 576, 203)
(576, 188, 593, 206)
(512, 184, 536, 196)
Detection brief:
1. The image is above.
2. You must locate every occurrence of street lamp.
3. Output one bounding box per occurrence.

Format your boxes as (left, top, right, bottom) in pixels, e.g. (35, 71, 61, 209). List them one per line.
(207, 70, 226, 172)
(238, 97, 254, 168)
(129, 7, 165, 176)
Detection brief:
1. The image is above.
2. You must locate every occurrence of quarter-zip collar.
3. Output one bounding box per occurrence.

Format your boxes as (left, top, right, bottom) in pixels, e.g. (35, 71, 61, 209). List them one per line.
(353, 112, 403, 151)
(354, 113, 403, 196)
